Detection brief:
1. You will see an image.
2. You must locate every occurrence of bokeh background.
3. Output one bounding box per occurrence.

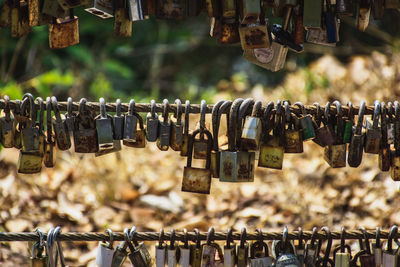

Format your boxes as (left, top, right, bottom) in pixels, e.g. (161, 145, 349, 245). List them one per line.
(1, 8, 400, 266)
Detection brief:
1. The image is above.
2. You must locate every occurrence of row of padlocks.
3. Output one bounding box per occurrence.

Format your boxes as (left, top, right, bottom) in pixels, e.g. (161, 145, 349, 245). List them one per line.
(0, 0, 398, 71)
(1, 94, 400, 194)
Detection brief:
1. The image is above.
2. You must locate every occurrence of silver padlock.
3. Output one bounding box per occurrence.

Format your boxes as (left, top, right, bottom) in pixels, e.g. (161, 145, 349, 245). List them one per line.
(157, 99, 171, 150)
(113, 99, 125, 140)
(124, 99, 138, 142)
(224, 229, 236, 267)
(250, 229, 273, 267)
(96, 229, 115, 267)
(146, 100, 159, 142)
(156, 230, 167, 267)
(64, 97, 75, 134)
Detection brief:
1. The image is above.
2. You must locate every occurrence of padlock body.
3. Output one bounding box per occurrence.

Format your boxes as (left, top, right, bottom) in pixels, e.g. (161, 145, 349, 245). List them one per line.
(96, 117, 114, 148)
(170, 122, 183, 151)
(299, 115, 315, 140)
(241, 116, 262, 150)
(49, 16, 79, 49)
(348, 134, 364, 167)
(303, 0, 322, 28)
(53, 119, 71, 150)
(250, 257, 273, 267)
(73, 129, 99, 153)
(313, 125, 335, 147)
(343, 120, 353, 143)
(180, 247, 190, 267)
(284, 129, 303, 153)
(335, 252, 350, 267)
(0, 1, 12, 28)
(243, 42, 288, 72)
(0, 118, 15, 148)
(113, 115, 125, 140)
(168, 248, 178, 267)
(357, 4, 371, 32)
(382, 252, 397, 267)
(365, 128, 381, 154)
(30, 256, 48, 267)
(391, 156, 400, 181)
(123, 129, 146, 148)
(220, 150, 255, 182)
(146, 115, 159, 142)
(324, 144, 347, 168)
(95, 140, 122, 157)
(239, 24, 270, 50)
(182, 167, 211, 194)
(201, 245, 217, 266)
(224, 247, 235, 267)
(379, 145, 391, 172)
(111, 248, 128, 267)
(240, 0, 260, 24)
(258, 138, 284, 169)
(124, 114, 137, 141)
(114, 8, 132, 37)
(191, 246, 202, 267)
(237, 245, 249, 267)
(44, 141, 56, 168)
(218, 19, 240, 44)
(360, 254, 376, 267)
(18, 151, 42, 174)
(11, 3, 31, 38)
(96, 242, 115, 267)
(159, 121, 171, 147)
(21, 126, 40, 152)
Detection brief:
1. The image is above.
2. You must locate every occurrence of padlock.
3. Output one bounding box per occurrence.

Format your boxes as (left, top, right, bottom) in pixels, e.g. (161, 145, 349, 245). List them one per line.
(235, 98, 256, 166)
(237, 228, 249, 267)
(113, 99, 125, 140)
(155, 0, 185, 19)
(111, 241, 129, 267)
(35, 97, 46, 158)
(64, 97, 75, 134)
(274, 236, 301, 267)
(170, 99, 184, 151)
(85, 0, 113, 18)
(96, 241, 115, 267)
(304, 229, 318, 267)
(391, 101, 400, 181)
(127, 0, 146, 21)
(211, 100, 230, 178)
(313, 102, 335, 147)
(73, 98, 99, 153)
(180, 243, 190, 267)
(221, 0, 235, 18)
(11, 0, 31, 38)
(382, 226, 399, 267)
(365, 101, 382, 154)
(336, 0, 353, 17)
(379, 102, 391, 172)
(180, 100, 191, 157)
(51, 96, 71, 151)
(42, 0, 67, 18)
(258, 108, 285, 170)
(114, 1, 132, 37)
(167, 231, 180, 267)
(57, 0, 88, 10)
(303, 0, 322, 29)
(241, 100, 263, 151)
(191, 229, 203, 267)
(146, 100, 159, 142)
(342, 102, 354, 144)
(13, 101, 23, 150)
(125, 228, 152, 267)
(239, 22, 271, 50)
(217, 18, 240, 44)
(284, 102, 303, 153)
(193, 100, 209, 159)
(324, 0, 338, 44)
(333, 245, 350, 267)
(155, 231, 167, 267)
(0, 96, 15, 148)
(44, 97, 56, 168)
(372, 0, 384, 19)
(95, 98, 114, 153)
(348, 101, 366, 168)
(27, 0, 39, 26)
(372, 227, 383, 267)
(201, 227, 224, 267)
(385, 0, 399, 8)
(182, 128, 213, 194)
(123, 111, 146, 148)
(157, 99, 171, 151)
(325, 101, 346, 168)
(224, 229, 236, 267)
(356, 0, 371, 32)
(220, 98, 255, 182)
(294, 102, 315, 141)
(123, 99, 137, 142)
(295, 229, 305, 267)
(30, 241, 48, 267)
(20, 94, 40, 153)
(290, 2, 304, 46)
(250, 234, 273, 267)
(240, 0, 260, 24)
(0, 0, 12, 28)
(49, 10, 79, 49)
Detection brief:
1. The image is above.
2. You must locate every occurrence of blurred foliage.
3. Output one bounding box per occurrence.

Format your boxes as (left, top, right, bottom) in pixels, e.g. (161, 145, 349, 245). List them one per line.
(0, 6, 400, 102)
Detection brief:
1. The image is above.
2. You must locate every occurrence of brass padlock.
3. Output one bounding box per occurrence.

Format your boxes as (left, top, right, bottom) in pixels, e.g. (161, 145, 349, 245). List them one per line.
(284, 101, 303, 153)
(30, 238, 48, 267)
(258, 101, 285, 169)
(73, 98, 99, 153)
(0, 95, 15, 148)
(211, 100, 231, 178)
(181, 128, 213, 194)
(11, 0, 31, 38)
(49, 10, 79, 49)
(114, 0, 132, 37)
(325, 101, 346, 168)
(348, 101, 366, 168)
(170, 99, 184, 151)
(365, 101, 382, 154)
(217, 18, 240, 44)
(123, 110, 147, 148)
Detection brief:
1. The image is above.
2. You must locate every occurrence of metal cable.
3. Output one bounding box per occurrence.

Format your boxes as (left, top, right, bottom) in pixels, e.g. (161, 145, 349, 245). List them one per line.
(0, 229, 394, 242)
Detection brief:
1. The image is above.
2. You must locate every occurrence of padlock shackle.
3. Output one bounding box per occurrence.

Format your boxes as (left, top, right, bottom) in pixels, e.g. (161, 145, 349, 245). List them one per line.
(251, 100, 262, 117)
(46, 97, 53, 143)
(321, 227, 333, 267)
(228, 98, 243, 151)
(386, 225, 398, 253)
(294, 102, 306, 115)
(99, 98, 107, 118)
(67, 97, 73, 117)
(35, 97, 45, 133)
(51, 96, 63, 123)
(347, 101, 355, 121)
(194, 228, 201, 249)
(199, 99, 207, 131)
(206, 227, 215, 245)
(372, 100, 380, 129)
(183, 228, 189, 249)
(174, 99, 183, 124)
(313, 102, 322, 127)
(116, 99, 122, 117)
(297, 227, 304, 250)
(226, 228, 233, 249)
(3, 95, 11, 120)
(240, 227, 247, 249)
(184, 100, 190, 136)
(237, 98, 254, 148)
(186, 128, 213, 169)
(359, 227, 371, 255)
(355, 101, 366, 135)
(162, 99, 169, 124)
(170, 228, 176, 249)
(376, 227, 381, 249)
(333, 100, 344, 143)
(158, 229, 165, 249)
(211, 100, 225, 151)
(128, 99, 136, 115)
(150, 100, 157, 119)
(22, 93, 36, 122)
(105, 229, 114, 249)
(78, 98, 87, 114)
